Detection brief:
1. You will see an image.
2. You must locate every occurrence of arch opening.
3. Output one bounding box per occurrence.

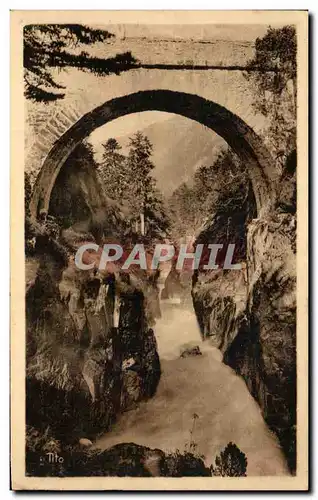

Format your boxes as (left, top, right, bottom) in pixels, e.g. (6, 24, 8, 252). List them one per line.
(30, 89, 277, 219)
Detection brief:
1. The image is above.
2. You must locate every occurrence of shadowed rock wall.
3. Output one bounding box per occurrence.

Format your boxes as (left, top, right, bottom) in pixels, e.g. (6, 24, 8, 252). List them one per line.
(192, 211, 296, 472)
(26, 224, 161, 445)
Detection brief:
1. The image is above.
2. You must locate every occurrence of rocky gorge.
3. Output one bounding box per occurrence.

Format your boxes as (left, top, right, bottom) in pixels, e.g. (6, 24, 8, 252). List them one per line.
(192, 184, 297, 472)
(25, 208, 162, 465)
(25, 139, 297, 476)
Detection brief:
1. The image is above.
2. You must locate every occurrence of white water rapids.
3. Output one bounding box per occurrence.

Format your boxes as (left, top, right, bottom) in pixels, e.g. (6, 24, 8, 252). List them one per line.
(96, 301, 289, 476)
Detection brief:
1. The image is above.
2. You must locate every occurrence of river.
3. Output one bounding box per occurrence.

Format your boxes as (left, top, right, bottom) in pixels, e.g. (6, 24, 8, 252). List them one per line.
(96, 301, 289, 476)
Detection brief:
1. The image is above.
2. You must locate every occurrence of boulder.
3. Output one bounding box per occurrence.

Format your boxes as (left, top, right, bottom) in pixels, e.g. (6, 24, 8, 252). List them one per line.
(180, 345, 202, 358)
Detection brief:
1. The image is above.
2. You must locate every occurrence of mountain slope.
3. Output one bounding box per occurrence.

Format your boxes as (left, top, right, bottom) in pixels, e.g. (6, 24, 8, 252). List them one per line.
(115, 116, 227, 196)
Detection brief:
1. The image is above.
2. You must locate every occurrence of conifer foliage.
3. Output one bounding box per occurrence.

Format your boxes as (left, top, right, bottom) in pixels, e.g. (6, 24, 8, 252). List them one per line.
(24, 24, 137, 102)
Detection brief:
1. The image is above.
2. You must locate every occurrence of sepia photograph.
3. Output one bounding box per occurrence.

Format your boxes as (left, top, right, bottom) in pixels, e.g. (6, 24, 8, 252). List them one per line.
(10, 10, 308, 490)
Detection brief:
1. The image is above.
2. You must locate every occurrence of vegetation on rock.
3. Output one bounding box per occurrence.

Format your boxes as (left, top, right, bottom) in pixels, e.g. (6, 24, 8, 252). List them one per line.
(26, 433, 247, 478)
(245, 25, 297, 172)
(211, 442, 247, 477)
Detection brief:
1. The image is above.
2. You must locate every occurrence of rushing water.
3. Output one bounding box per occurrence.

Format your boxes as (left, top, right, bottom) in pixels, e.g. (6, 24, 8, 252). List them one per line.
(96, 301, 289, 476)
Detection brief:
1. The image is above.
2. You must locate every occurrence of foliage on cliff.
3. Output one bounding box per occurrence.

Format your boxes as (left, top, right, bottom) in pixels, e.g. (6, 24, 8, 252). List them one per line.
(169, 147, 255, 257)
(245, 25, 297, 171)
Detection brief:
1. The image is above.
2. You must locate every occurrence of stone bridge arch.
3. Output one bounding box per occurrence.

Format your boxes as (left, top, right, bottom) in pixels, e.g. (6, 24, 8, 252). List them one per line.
(30, 89, 277, 219)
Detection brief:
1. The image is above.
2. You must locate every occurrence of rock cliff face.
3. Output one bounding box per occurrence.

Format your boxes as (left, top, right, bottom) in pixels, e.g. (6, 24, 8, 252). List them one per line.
(192, 212, 296, 473)
(26, 237, 161, 446)
(26, 139, 163, 449)
(245, 213, 296, 472)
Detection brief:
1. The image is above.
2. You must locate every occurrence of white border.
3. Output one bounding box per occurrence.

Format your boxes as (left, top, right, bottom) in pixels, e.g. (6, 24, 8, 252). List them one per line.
(3, 3, 315, 499)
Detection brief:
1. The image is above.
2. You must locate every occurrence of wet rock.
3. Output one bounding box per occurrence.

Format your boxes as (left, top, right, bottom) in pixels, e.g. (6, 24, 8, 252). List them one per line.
(122, 357, 136, 370)
(162, 266, 183, 299)
(118, 289, 161, 402)
(120, 370, 141, 410)
(79, 438, 93, 448)
(180, 345, 202, 357)
(192, 268, 247, 346)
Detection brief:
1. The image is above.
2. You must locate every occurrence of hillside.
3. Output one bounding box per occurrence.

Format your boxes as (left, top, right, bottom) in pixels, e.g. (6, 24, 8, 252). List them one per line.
(104, 116, 227, 197)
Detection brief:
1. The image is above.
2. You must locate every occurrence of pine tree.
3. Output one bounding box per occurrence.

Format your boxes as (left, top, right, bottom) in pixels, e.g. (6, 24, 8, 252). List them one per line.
(168, 182, 202, 242)
(126, 132, 170, 239)
(211, 442, 247, 477)
(144, 179, 171, 239)
(127, 132, 155, 236)
(24, 24, 137, 102)
(98, 138, 128, 200)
